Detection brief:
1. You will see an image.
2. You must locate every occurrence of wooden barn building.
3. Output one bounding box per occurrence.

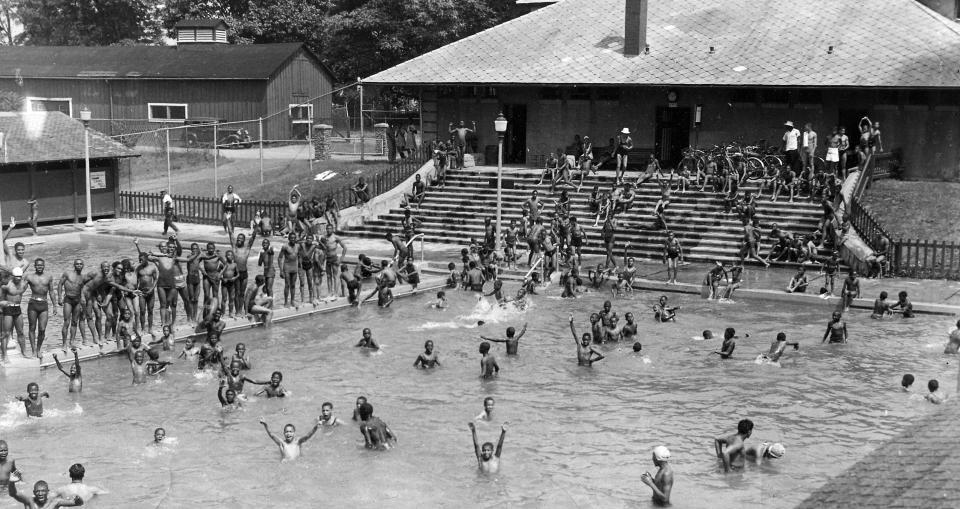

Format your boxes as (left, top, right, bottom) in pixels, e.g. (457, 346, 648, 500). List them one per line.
(0, 20, 335, 143)
(366, 0, 960, 181)
(0, 111, 137, 222)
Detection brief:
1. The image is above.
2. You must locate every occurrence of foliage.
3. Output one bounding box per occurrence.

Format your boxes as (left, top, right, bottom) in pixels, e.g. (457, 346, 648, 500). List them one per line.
(0, 90, 23, 111)
(15, 0, 159, 45)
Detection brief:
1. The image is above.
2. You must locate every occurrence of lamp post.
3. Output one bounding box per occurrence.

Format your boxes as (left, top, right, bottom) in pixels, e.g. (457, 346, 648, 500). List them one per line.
(80, 106, 94, 227)
(494, 112, 508, 253)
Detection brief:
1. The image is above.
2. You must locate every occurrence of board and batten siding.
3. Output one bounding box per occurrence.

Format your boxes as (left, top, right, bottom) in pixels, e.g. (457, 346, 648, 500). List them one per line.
(263, 48, 334, 141)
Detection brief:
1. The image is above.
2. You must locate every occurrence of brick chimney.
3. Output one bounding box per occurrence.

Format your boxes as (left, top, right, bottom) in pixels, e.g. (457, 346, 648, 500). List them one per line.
(624, 0, 648, 56)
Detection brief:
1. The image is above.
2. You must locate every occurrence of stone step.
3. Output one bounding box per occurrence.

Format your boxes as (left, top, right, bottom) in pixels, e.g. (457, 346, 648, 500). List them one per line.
(404, 194, 820, 224)
(369, 212, 817, 236)
(347, 227, 824, 267)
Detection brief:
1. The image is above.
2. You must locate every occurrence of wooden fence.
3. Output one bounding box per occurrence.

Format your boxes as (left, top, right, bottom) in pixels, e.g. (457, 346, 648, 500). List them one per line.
(120, 154, 428, 227)
(846, 151, 959, 279)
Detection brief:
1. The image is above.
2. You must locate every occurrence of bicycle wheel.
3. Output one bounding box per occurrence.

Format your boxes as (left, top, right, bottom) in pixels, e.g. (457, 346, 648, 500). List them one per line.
(745, 157, 765, 180)
(763, 155, 783, 171)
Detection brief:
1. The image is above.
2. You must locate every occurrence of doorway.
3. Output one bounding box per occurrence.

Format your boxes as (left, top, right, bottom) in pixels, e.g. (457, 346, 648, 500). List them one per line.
(838, 108, 869, 143)
(503, 104, 527, 164)
(655, 106, 691, 168)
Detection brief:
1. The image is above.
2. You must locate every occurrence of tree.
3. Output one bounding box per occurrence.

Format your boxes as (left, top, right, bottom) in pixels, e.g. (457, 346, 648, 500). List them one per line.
(0, 0, 15, 45)
(323, 0, 517, 81)
(16, 0, 158, 45)
(0, 91, 23, 111)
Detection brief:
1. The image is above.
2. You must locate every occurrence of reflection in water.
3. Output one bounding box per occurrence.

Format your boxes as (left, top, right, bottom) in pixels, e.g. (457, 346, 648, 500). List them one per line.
(0, 236, 955, 508)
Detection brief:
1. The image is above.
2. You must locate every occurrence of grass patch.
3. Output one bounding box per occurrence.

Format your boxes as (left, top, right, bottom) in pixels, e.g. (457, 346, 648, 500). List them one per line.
(860, 179, 960, 243)
(122, 148, 402, 202)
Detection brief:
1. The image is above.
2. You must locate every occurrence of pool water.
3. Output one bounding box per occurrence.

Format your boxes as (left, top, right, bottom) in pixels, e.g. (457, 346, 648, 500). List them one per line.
(1, 281, 955, 508)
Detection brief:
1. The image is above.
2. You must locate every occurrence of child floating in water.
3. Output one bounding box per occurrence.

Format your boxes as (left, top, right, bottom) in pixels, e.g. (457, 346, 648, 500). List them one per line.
(468, 421, 507, 474)
(259, 416, 320, 461)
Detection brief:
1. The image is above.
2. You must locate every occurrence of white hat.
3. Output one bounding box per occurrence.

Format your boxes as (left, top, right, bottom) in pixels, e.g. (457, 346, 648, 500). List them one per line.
(784, 121, 794, 128)
(621, 128, 631, 134)
(11, 267, 23, 277)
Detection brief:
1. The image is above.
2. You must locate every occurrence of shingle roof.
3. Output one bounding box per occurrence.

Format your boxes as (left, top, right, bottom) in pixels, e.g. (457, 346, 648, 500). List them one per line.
(367, 0, 960, 88)
(0, 112, 138, 164)
(0, 43, 326, 80)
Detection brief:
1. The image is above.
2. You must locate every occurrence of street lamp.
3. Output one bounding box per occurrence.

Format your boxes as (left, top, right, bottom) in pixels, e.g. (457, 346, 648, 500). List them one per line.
(79, 106, 94, 227)
(494, 112, 508, 253)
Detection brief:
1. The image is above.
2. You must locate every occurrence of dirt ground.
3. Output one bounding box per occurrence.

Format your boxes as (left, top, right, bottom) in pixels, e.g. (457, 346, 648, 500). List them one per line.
(860, 179, 960, 243)
(121, 146, 400, 202)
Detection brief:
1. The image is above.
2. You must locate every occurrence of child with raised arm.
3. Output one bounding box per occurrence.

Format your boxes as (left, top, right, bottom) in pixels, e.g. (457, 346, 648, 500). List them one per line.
(569, 315, 605, 366)
(259, 416, 320, 461)
(16, 382, 49, 417)
(479, 323, 527, 356)
(52, 348, 82, 393)
(9, 478, 84, 509)
(469, 422, 507, 474)
(217, 379, 243, 410)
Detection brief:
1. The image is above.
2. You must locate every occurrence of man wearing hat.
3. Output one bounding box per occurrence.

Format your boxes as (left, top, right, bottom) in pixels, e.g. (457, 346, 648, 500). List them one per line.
(615, 128, 634, 184)
(1, 266, 29, 360)
(641, 445, 674, 505)
(782, 121, 801, 173)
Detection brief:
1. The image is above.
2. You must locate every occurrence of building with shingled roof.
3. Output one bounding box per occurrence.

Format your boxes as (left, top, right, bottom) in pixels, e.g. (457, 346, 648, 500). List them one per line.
(0, 20, 335, 143)
(366, 0, 960, 180)
(0, 112, 138, 221)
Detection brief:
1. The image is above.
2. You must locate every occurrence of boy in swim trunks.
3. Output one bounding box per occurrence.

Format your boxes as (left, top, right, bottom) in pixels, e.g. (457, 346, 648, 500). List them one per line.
(569, 315, 605, 365)
(822, 311, 848, 343)
(259, 416, 320, 461)
(640, 446, 673, 505)
(871, 291, 891, 318)
(478, 341, 499, 378)
(319, 402, 342, 426)
(839, 270, 860, 312)
(468, 422, 507, 474)
(889, 290, 914, 318)
(762, 332, 799, 363)
(413, 340, 440, 368)
(256, 371, 287, 398)
(16, 382, 49, 417)
(1, 266, 29, 359)
(25, 258, 57, 358)
(480, 323, 527, 356)
(714, 418, 753, 472)
(52, 348, 82, 393)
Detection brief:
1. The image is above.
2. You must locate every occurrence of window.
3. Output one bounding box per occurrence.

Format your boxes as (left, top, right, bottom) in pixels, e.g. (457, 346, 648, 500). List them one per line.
(26, 97, 72, 116)
(148, 103, 187, 122)
(289, 103, 314, 123)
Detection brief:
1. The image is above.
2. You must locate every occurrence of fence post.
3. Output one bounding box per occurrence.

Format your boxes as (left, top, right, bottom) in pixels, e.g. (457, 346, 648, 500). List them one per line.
(214, 123, 219, 197)
(166, 128, 172, 194)
(258, 117, 264, 185)
(950, 241, 956, 278)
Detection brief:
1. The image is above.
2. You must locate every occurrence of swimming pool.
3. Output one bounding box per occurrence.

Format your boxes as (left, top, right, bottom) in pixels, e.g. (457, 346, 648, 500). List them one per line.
(0, 280, 954, 508)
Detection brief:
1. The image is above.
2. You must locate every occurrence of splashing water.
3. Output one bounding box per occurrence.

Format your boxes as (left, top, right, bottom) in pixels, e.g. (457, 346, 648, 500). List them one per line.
(0, 401, 83, 430)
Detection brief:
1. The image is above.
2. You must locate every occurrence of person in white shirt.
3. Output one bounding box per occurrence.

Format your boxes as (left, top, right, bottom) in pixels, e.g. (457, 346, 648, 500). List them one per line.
(161, 190, 179, 235)
(221, 185, 242, 235)
(782, 121, 801, 174)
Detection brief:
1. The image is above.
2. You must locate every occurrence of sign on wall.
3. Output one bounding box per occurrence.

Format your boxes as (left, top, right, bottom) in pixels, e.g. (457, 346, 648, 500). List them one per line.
(90, 171, 106, 189)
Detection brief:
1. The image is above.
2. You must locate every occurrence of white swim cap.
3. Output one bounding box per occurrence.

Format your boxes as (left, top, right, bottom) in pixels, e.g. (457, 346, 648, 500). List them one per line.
(768, 443, 785, 458)
(11, 267, 23, 277)
(653, 446, 671, 461)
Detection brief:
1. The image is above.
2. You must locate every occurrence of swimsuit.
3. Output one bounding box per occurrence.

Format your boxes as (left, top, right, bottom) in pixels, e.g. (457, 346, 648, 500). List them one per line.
(2, 305, 21, 317)
(28, 299, 48, 313)
(63, 295, 81, 307)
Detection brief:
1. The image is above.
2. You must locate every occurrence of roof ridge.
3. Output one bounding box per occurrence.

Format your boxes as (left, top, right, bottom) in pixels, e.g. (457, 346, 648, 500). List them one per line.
(908, 0, 960, 37)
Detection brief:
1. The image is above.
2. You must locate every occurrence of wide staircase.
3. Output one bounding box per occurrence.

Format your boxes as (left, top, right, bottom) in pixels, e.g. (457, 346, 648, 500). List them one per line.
(345, 166, 826, 266)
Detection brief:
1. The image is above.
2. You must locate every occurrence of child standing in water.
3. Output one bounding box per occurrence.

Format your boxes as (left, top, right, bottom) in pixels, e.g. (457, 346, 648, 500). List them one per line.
(52, 348, 82, 393)
(258, 417, 320, 461)
(468, 422, 507, 473)
(16, 382, 49, 417)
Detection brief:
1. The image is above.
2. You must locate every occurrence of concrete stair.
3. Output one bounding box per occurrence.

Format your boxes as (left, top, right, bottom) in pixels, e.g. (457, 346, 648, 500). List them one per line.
(345, 167, 826, 266)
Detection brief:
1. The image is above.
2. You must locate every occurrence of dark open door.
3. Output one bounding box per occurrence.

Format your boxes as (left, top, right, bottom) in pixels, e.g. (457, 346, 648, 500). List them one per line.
(503, 104, 527, 164)
(655, 106, 691, 168)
